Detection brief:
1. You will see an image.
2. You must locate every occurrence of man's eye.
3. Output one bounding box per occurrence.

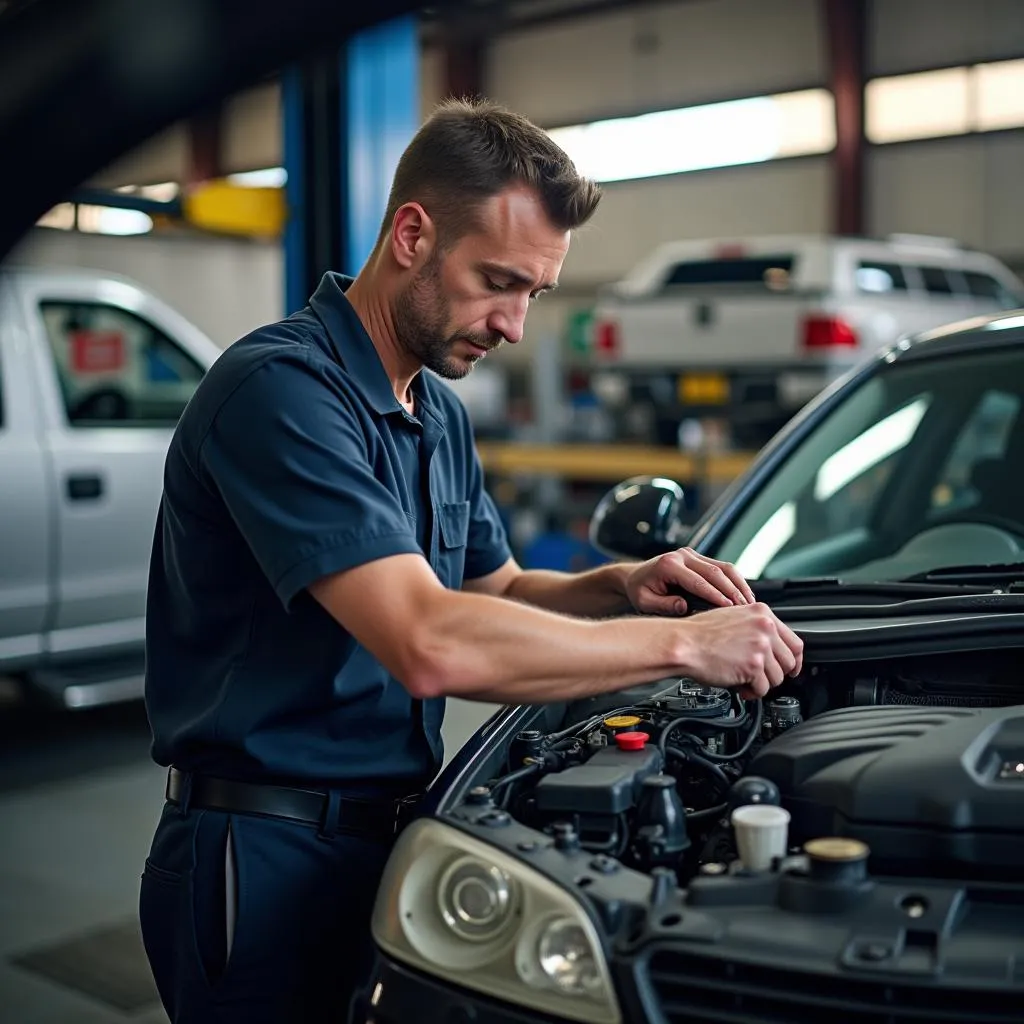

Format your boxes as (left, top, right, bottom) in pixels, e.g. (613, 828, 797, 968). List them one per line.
(486, 277, 507, 292)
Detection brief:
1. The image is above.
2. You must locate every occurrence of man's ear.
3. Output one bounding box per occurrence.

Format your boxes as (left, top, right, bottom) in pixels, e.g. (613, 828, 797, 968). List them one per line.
(390, 202, 436, 269)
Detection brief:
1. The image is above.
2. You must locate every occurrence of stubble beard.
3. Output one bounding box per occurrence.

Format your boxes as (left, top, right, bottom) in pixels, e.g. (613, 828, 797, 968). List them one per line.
(393, 254, 503, 381)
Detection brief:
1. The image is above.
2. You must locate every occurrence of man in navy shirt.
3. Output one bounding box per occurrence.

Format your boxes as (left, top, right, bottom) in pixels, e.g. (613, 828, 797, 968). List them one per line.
(140, 97, 802, 1023)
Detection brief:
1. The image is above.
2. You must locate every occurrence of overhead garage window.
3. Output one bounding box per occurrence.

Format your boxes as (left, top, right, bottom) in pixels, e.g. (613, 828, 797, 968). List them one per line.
(39, 301, 204, 427)
(866, 59, 1024, 144)
(546, 89, 835, 183)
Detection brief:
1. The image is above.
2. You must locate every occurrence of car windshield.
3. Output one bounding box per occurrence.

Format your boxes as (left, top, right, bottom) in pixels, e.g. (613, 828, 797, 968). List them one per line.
(708, 339, 1024, 582)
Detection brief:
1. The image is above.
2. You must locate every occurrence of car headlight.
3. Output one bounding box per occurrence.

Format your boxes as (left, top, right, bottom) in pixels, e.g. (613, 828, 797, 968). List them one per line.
(371, 818, 621, 1024)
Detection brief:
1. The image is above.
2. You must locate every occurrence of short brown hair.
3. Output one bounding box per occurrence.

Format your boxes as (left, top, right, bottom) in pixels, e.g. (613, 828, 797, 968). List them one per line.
(376, 97, 602, 251)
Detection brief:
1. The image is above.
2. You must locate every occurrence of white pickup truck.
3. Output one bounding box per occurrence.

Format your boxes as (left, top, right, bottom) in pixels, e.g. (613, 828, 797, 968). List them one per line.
(587, 234, 1024, 448)
(0, 266, 221, 708)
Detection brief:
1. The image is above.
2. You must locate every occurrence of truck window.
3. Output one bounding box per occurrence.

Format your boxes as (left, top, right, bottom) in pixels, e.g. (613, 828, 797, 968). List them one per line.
(661, 256, 795, 292)
(962, 271, 1021, 309)
(917, 266, 956, 295)
(855, 261, 908, 293)
(39, 301, 205, 427)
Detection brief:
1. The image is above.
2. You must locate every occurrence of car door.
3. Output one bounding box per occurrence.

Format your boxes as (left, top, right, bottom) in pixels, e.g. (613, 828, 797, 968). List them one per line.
(15, 271, 218, 659)
(0, 276, 51, 669)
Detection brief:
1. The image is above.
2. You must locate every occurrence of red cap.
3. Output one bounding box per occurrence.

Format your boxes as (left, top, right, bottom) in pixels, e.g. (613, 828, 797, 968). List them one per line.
(614, 731, 648, 751)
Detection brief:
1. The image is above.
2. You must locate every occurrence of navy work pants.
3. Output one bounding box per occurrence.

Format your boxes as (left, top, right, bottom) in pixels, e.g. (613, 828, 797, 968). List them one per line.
(139, 800, 395, 1023)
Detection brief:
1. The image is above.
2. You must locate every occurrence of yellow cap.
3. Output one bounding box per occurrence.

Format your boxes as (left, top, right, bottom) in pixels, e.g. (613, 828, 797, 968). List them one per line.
(603, 715, 642, 729)
(804, 837, 870, 862)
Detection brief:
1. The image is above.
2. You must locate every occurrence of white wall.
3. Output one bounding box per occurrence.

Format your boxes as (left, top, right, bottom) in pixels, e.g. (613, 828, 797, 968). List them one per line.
(869, 132, 1024, 258)
(488, 0, 826, 127)
(10, 229, 283, 350)
(869, 0, 1024, 76)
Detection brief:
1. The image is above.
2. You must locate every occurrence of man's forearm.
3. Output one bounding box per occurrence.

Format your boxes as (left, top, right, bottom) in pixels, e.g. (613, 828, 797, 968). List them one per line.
(502, 562, 635, 617)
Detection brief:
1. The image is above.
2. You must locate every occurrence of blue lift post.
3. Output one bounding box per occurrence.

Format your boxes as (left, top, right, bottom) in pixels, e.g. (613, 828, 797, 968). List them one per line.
(282, 16, 420, 316)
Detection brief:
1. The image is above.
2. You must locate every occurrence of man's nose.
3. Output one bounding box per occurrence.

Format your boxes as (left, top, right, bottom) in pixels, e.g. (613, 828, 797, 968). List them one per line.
(487, 295, 529, 345)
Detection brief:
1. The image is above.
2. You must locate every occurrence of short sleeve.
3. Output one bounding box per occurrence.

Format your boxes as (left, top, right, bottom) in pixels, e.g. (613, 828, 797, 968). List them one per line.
(200, 356, 422, 608)
(462, 426, 512, 581)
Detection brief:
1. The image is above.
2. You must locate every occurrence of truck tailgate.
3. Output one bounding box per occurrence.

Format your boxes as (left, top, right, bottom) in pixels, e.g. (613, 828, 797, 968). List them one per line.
(594, 292, 825, 367)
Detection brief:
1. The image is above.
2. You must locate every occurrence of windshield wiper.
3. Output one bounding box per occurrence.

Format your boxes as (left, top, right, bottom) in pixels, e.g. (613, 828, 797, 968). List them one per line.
(903, 563, 1024, 588)
(752, 577, 992, 602)
(749, 574, 1024, 621)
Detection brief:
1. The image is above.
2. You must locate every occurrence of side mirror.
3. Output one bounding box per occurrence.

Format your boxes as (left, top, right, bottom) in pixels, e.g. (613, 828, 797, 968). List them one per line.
(589, 475, 691, 561)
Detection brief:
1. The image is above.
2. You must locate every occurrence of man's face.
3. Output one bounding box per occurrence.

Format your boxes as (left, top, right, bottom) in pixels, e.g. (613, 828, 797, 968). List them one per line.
(393, 186, 570, 380)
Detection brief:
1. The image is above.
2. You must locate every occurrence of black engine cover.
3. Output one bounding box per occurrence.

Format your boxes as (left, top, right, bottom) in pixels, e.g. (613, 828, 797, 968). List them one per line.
(747, 704, 1024, 877)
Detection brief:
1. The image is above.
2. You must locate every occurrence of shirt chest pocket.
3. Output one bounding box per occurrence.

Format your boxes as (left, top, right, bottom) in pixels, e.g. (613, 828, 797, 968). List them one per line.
(436, 500, 470, 588)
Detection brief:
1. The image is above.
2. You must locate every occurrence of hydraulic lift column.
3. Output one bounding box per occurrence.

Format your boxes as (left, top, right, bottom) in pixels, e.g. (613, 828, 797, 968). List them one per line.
(282, 16, 420, 316)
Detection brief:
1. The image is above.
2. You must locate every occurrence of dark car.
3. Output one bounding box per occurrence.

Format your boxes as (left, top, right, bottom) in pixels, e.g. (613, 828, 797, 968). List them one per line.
(365, 309, 1024, 1024)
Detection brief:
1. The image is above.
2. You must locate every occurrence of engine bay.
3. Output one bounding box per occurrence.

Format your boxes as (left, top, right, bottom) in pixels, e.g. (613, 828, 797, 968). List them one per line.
(433, 646, 1024, 1019)
(474, 647, 1024, 886)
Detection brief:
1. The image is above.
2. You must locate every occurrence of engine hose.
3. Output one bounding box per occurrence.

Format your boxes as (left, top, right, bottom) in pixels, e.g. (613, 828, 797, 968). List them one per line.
(699, 700, 764, 763)
(544, 705, 646, 744)
(687, 802, 728, 823)
(488, 760, 544, 805)
(666, 745, 733, 793)
(658, 707, 750, 756)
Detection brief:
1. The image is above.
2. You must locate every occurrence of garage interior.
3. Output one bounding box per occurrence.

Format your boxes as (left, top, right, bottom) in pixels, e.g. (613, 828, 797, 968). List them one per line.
(2, 0, 1023, 1020)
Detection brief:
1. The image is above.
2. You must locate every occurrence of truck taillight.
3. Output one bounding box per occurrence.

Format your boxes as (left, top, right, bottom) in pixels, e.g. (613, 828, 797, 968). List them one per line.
(802, 315, 857, 350)
(594, 319, 620, 356)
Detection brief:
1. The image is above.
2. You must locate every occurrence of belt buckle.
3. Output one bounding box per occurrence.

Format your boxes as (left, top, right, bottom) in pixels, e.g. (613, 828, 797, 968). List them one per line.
(394, 793, 422, 836)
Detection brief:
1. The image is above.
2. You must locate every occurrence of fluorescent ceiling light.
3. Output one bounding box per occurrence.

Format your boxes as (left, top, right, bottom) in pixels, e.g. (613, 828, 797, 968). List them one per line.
(814, 398, 928, 502)
(547, 89, 834, 184)
(228, 167, 287, 188)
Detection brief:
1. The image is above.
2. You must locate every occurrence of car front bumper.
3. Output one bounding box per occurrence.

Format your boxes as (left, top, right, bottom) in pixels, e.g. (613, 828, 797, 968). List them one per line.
(357, 951, 585, 1024)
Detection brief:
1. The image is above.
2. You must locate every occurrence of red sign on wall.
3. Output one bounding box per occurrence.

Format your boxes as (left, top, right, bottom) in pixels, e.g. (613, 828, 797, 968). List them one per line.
(69, 330, 125, 373)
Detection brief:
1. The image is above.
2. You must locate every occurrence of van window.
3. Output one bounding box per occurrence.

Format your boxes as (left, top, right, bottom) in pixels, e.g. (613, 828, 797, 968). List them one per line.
(39, 301, 205, 427)
(917, 266, 956, 295)
(856, 261, 908, 293)
(661, 256, 795, 292)
(962, 271, 1021, 308)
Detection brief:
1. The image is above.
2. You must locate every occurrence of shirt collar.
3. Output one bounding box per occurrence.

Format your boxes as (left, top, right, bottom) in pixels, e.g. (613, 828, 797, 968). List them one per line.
(308, 271, 416, 417)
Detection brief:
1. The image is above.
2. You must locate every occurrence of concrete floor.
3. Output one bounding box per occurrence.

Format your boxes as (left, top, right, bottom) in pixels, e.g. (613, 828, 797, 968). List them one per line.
(0, 697, 495, 1024)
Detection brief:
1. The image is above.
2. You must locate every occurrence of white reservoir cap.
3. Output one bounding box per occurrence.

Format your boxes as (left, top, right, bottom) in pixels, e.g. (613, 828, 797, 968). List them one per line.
(731, 804, 791, 872)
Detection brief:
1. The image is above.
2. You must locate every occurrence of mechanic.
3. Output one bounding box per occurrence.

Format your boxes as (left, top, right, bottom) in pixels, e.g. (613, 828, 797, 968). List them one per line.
(139, 97, 803, 1024)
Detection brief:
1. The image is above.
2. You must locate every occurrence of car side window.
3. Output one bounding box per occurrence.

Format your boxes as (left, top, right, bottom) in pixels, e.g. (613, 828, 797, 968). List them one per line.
(930, 390, 1020, 514)
(917, 266, 957, 296)
(962, 271, 1021, 309)
(855, 261, 909, 294)
(39, 301, 205, 427)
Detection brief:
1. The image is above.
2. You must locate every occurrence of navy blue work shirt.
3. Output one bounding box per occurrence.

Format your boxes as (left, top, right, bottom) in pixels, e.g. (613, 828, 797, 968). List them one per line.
(144, 271, 512, 794)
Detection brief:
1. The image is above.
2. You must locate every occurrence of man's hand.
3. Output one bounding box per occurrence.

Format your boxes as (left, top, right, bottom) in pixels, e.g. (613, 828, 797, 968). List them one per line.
(626, 548, 756, 616)
(682, 602, 804, 699)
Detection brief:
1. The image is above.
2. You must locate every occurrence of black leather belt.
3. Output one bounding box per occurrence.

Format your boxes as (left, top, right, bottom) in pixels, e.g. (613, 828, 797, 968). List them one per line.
(165, 767, 418, 838)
